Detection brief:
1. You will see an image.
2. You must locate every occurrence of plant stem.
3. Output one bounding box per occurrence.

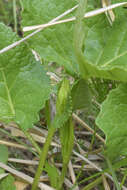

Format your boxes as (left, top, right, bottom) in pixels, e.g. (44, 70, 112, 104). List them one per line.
(120, 174, 127, 189)
(23, 130, 41, 155)
(31, 125, 56, 190)
(45, 99, 51, 128)
(13, 0, 17, 33)
(58, 162, 68, 190)
(82, 176, 102, 190)
(19, 0, 23, 10)
(106, 157, 121, 190)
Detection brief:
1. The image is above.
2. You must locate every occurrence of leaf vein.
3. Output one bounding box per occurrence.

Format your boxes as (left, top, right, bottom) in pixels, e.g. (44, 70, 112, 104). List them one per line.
(1, 70, 15, 115)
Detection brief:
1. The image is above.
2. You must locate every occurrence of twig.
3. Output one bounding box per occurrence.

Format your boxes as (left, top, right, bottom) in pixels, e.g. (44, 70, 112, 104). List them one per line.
(23, 2, 126, 32)
(0, 140, 35, 151)
(3, 125, 60, 147)
(0, 2, 126, 54)
(0, 173, 8, 180)
(8, 158, 96, 170)
(68, 161, 79, 190)
(73, 113, 105, 143)
(8, 158, 38, 165)
(101, 0, 115, 24)
(0, 4, 78, 55)
(0, 162, 55, 190)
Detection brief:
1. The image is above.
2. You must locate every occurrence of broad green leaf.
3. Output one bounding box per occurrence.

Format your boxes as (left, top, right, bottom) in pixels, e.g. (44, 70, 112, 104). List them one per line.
(0, 174, 16, 190)
(0, 145, 8, 174)
(71, 79, 92, 111)
(96, 84, 127, 160)
(0, 0, 13, 25)
(44, 162, 59, 188)
(73, 0, 127, 82)
(21, 0, 79, 76)
(82, 1, 127, 81)
(0, 23, 51, 130)
(22, 0, 127, 82)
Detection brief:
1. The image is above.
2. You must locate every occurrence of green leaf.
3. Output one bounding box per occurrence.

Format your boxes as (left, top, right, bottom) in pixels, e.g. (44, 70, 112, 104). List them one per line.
(74, 0, 127, 81)
(60, 118, 74, 164)
(52, 79, 72, 128)
(0, 23, 51, 130)
(74, 0, 89, 78)
(0, 174, 16, 190)
(59, 118, 74, 189)
(21, 0, 79, 76)
(0, 0, 13, 25)
(22, 0, 127, 81)
(83, 2, 127, 81)
(56, 79, 70, 114)
(96, 84, 127, 160)
(71, 79, 92, 110)
(0, 145, 8, 174)
(44, 162, 59, 188)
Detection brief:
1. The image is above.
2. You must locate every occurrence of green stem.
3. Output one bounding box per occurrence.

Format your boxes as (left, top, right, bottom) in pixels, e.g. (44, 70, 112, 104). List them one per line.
(71, 162, 88, 190)
(45, 99, 51, 128)
(19, 0, 23, 10)
(120, 174, 127, 189)
(82, 176, 102, 190)
(106, 157, 121, 190)
(58, 162, 68, 190)
(31, 125, 56, 190)
(13, 0, 17, 33)
(23, 130, 41, 155)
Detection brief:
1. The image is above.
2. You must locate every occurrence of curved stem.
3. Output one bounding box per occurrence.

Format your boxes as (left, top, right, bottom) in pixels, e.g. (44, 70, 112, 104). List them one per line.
(31, 125, 56, 190)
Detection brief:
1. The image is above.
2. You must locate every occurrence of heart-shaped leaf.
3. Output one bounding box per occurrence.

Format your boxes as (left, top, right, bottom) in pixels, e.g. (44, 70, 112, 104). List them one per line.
(21, 0, 79, 76)
(0, 23, 51, 130)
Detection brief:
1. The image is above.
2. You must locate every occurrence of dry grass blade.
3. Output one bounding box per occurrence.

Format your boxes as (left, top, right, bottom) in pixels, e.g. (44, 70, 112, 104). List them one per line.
(8, 158, 96, 170)
(0, 4, 78, 55)
(101, 0, 115, 24)
(0, 140, 36, 151)
(73, 151, 127, 190)
(68, 161, 79, 190)
(73, 113, 105, 144)
(102, 174, 111, 190)
(0, 2, 127, 54)
(4, 125, 60, 147)
(0, 173, 8, 180)
(23, 2, 126, 32)
(14, 181, 29, 190)
(8, 158, 38, 165)
(24, 4, 78, 32)
(68, 161, 77, 184)
(0, 162, 55, 190)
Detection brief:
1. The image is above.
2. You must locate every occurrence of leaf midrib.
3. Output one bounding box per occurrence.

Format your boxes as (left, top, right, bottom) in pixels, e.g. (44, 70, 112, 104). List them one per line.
(1, 70, 15, 115)
(101, 49, 127, 68)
